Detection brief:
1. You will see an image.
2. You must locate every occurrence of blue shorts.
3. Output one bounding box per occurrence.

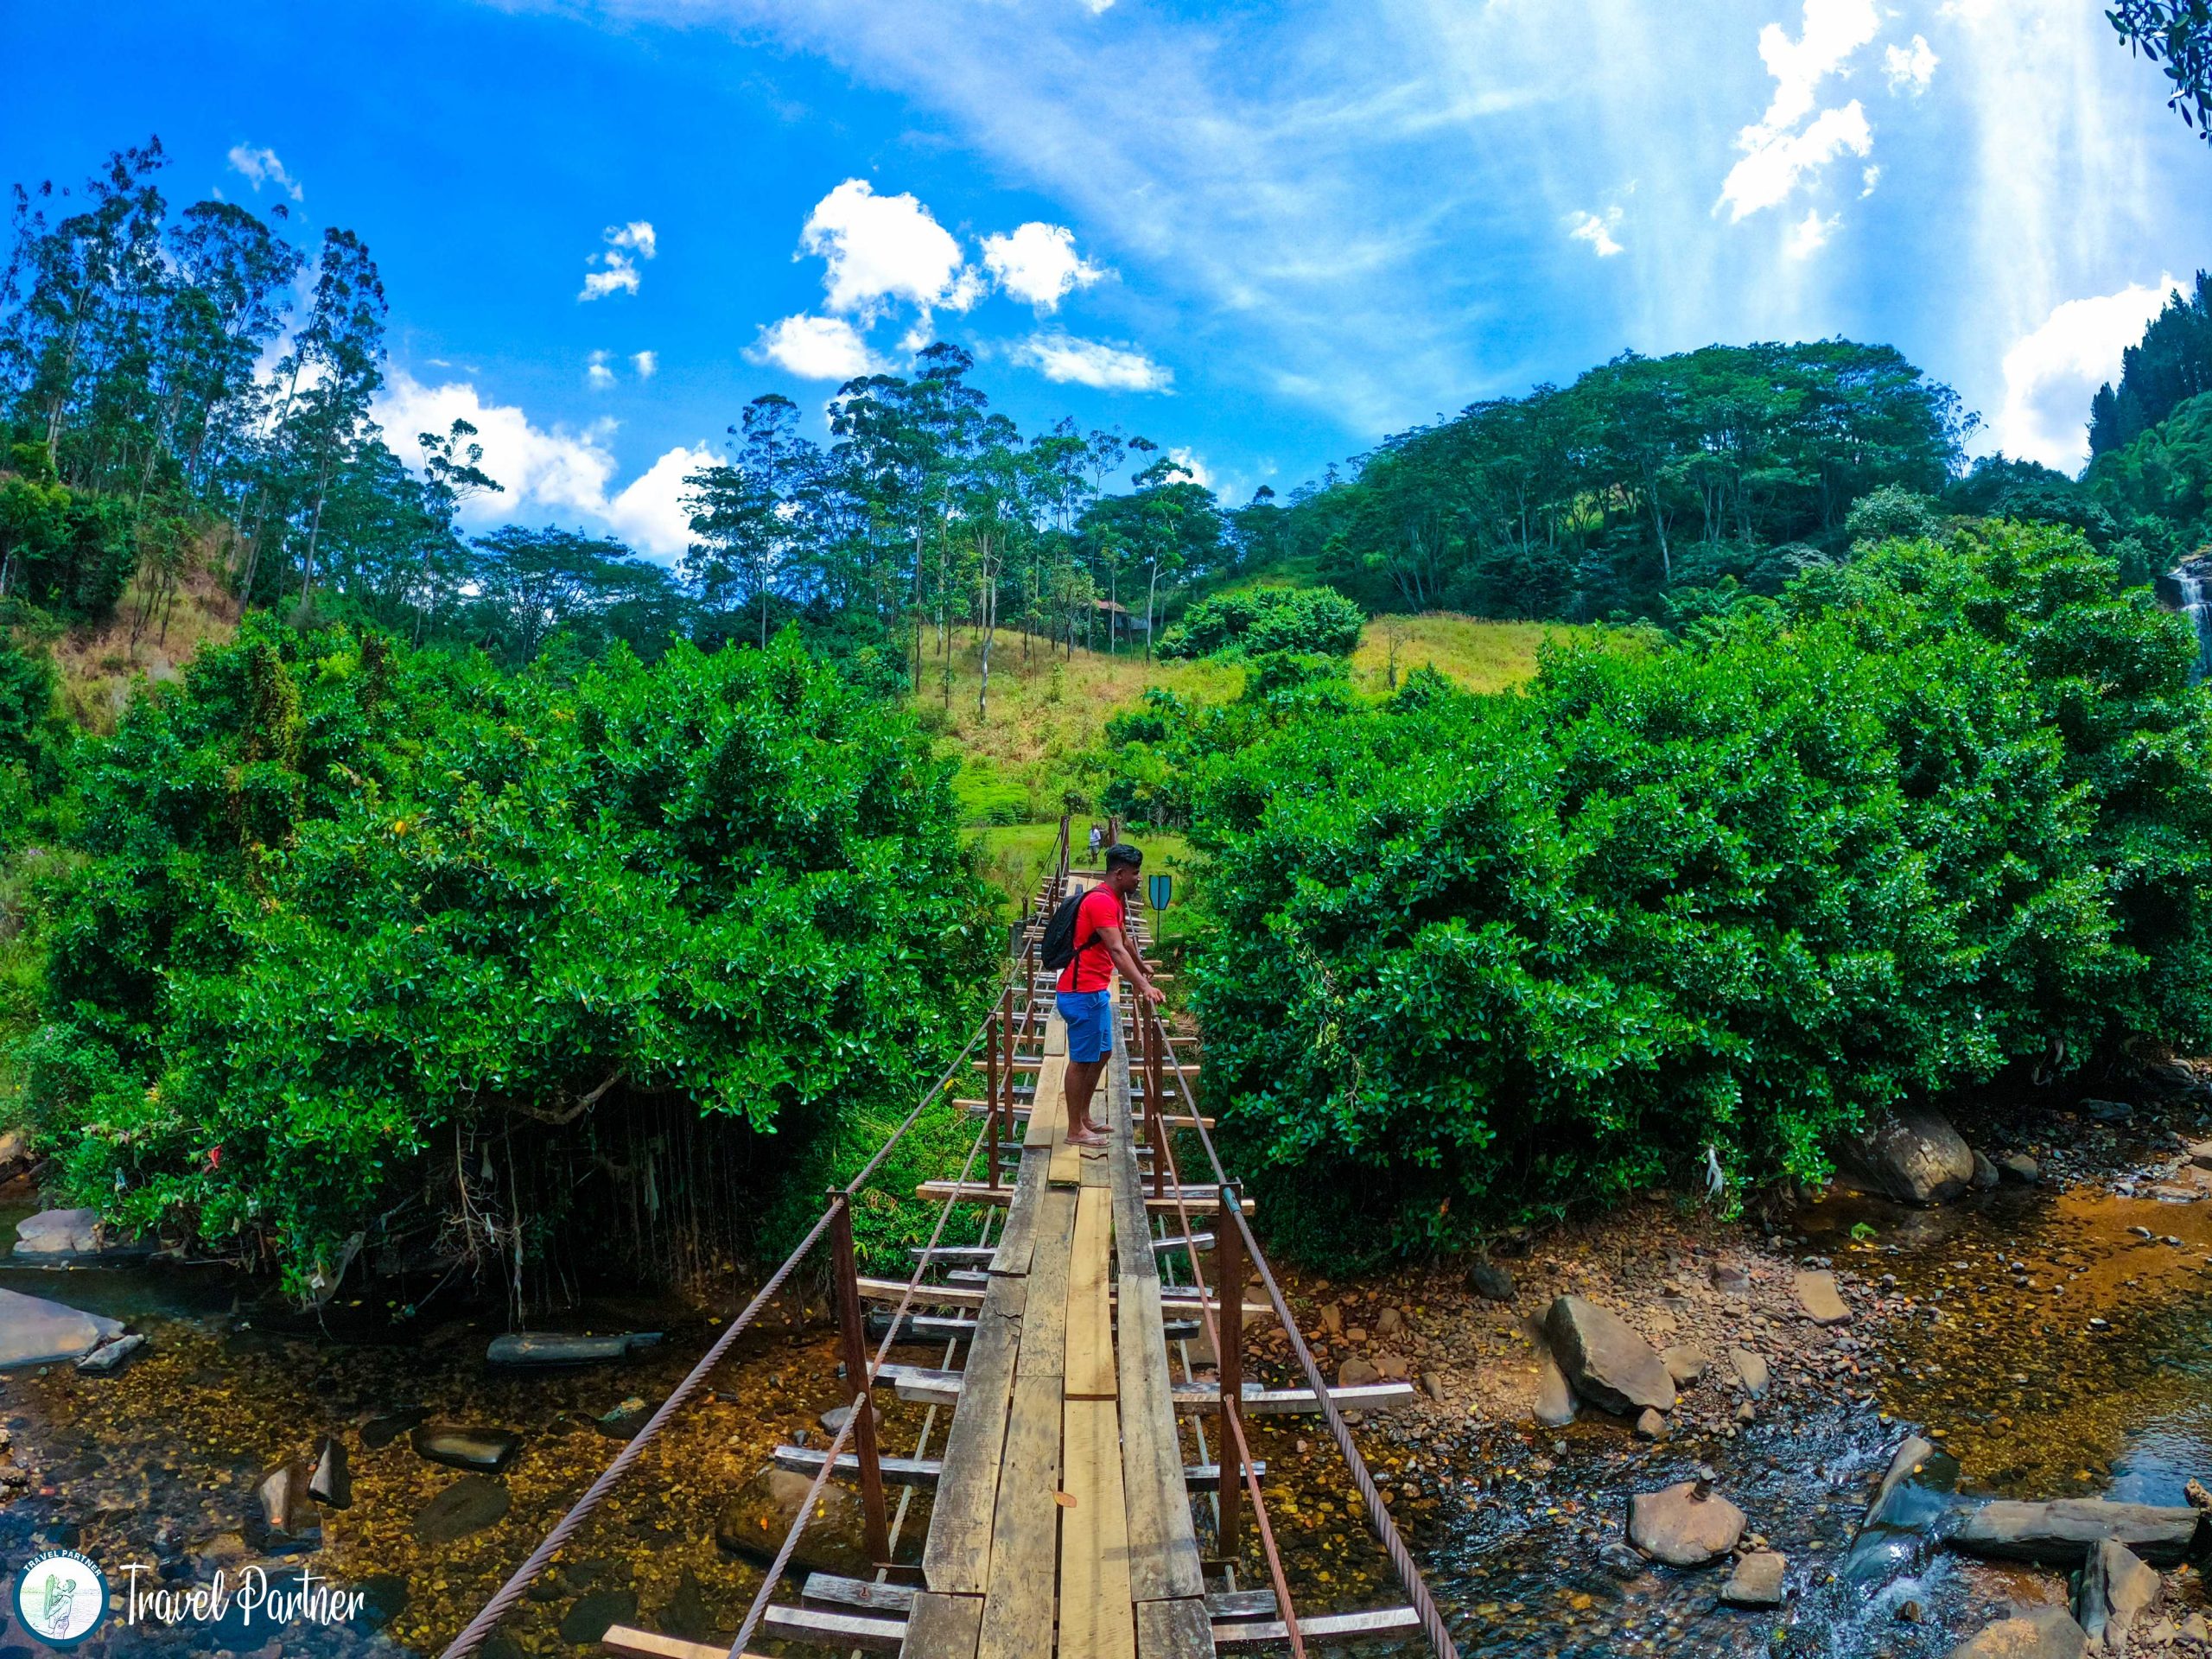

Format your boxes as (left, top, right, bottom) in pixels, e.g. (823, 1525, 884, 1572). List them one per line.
(1057, 989, 1116, 1063)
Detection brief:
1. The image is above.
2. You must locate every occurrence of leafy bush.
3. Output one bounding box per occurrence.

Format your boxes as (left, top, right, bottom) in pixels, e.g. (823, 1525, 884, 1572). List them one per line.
(1845, 484, 1942, 545)
(1166, 524, 2212, 1262)
(1157, 585, 1364, 659)
(22, 619, 998, 1291)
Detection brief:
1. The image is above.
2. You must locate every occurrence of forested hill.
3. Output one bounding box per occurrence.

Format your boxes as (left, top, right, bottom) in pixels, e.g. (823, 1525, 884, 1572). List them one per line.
(1230, 340, 1974, 624)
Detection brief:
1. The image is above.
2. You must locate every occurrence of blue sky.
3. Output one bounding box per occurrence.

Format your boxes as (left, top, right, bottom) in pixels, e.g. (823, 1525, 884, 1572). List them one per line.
(5, 0, 2209, 559)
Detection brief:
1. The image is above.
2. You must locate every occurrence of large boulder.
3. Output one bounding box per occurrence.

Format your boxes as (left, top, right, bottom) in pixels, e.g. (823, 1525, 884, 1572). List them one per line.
(0, 1287, 124, 1368)
(1946, 1607, 2086, 1659)
(1628, 1481, 1745, 1567)
(1948, 1498, 2204, 1567)
(2075, 1537, 2160, 1649)
(14, 1208, 99, 1256)
(1833, 1108, 1976, 1205)
(1795, 1271, 1852, 1325)
(1544, 1296, 1675, 1414)
(715, 1466, 874, 1578)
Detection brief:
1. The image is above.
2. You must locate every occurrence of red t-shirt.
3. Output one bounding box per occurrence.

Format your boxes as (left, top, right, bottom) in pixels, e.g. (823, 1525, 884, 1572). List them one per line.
(1057, 886, 1127, 994)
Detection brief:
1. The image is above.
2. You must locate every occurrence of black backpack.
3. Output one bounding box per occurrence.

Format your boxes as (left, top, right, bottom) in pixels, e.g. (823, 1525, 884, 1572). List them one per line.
(1039, 889, 1092, 972)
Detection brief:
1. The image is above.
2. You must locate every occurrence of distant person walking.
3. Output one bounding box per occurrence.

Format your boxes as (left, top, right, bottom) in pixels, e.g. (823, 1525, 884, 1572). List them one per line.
(1057, 843, 1164, 1147)
(1088, 823, 1104, 862)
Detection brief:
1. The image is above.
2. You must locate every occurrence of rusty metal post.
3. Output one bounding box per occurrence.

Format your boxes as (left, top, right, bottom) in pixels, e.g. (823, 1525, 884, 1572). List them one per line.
(828, 1196, 892, 1564)
(986, 988, 1002, 1192)
(1216, 1180, 1245, 1560)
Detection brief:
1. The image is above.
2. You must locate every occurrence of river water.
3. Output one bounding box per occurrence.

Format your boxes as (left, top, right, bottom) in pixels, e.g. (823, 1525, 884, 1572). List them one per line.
(6, 1149, 2212, 1656)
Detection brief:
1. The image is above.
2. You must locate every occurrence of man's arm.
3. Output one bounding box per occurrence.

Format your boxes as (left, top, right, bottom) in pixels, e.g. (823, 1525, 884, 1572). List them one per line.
(1097, 925, 1166, 1004)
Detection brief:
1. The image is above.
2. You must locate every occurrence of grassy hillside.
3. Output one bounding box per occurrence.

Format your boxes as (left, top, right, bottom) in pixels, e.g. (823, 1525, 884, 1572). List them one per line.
(37, 531, 239, 733)
(929, 612, 1570, 829)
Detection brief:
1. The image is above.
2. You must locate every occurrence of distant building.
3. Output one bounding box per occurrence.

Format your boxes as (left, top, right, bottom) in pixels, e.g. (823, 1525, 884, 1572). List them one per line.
(1093, 599, 1151, 641)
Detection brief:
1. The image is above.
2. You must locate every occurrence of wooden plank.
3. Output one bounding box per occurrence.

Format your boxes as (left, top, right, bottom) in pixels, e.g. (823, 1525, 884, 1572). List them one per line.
(902, 1592, 984, 1659)
(807, 1580, 1276, 1620)
(1133, 1598, 1214, 1659)
(762, 1606, 907, 1651)
(1015, 1185, 1077, 1380)
(1025, 1055, 1067, 1151)
(773, 1446, 942, 1488)
(915, 1182, 1251, 1213)
(862, 1278, 1266, 1319)
(921, 1269, 1027, 1595)
(1115, 1268, 1204, 1602)
(868, 1312, 983, 1343)
(1060, 1398, 1137, 1659)
(1168, 1380, 1419, 1414)
(1065, 1187, 1116, 1401)
(1211, 1610, 1421, 1647)
(973, 1367, 1063, 1659)
(986, 1148, 1049, 1278)
(602, 1627, 767, 1659)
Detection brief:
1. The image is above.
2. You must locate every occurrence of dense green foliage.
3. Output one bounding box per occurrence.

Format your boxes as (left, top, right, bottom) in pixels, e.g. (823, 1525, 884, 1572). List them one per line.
(21, 620, 996, 1290)
(2090, 273, 2212, 459)
(1155, 585, 1364, 659)
(2088, 391, 2212, 554)
(1131, 524, 2212, 1262)
(1235, 341, 1970, 625)
(2108, 4, 2212, 147)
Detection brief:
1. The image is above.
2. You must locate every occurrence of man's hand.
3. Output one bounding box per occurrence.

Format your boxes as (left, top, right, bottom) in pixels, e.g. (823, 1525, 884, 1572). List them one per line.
(1141, 982, 1166, 1006)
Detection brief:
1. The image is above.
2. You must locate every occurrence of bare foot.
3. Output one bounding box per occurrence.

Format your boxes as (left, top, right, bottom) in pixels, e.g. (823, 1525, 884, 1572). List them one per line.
(1068, 1127, 1110, 1147)
(1084, 1116, 1111, 1135)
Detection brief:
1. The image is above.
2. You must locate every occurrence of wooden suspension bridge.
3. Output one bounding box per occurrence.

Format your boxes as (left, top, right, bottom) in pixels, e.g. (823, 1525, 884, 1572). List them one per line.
(441, 821, 1457, 1659)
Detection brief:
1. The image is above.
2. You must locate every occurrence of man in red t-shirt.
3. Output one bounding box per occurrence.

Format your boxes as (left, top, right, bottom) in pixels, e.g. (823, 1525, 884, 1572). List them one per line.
(1055, 842, 1165, 1147)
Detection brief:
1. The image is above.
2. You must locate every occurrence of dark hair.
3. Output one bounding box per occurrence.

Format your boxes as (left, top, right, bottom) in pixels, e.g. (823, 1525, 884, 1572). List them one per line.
(1103, 842, 1143, 871)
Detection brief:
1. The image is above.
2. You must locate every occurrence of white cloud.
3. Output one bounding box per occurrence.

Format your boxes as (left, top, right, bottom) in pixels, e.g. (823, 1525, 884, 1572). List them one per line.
(1885, 35, 1938, 95)
(1166, 446, 1212, 487)
(1993, 276, 2177, 470)
(586, 350, 617, 391)
(748, 314, 887, 380)
(1783, 209, 1839, 258)
(981, 222, 1105, 310)
(1009, 333, 1172, 391)
(581, 220, 658, 302)
(800, 179, 977, 321)
(377, 370, 709, 560)
(1718, 0, 1880, 220)
(632, 350, 658, 378)
(1719, 101, 1872, 220)
(1567, 207, 1624, 257)
(1860, 164, 1882, 195)
(226, 144, 302, 200)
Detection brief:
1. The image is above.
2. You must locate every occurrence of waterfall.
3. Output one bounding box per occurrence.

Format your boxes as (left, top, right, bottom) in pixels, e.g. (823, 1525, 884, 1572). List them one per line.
(2183, 569, 2212, 683)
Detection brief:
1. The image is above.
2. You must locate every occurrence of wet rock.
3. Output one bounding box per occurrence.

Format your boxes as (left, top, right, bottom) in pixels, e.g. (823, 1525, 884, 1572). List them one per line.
(2186, 1478, 2210, 1512)
(353, 1573, 408, 1627)
(1866, 1435, 1938, 1522)
(1338, 1357, 1380, 1389)
(1633, 1408, 1667, 1440)
(662, 1570, 715, 1641)
(1734, 1402, 1757, 1425)
(1833, 1107, 1975, 1205)
(1730, 1348, 1770, 1398)
(2082, 1098, 2133, 1124)
(1532, 1337, 1577, 1427)
(1662, 1344, 1710, 1387)
(1971, 1150, 2000, 1191)
(1596, 1541, 1645, 1578)
(559, 1588, 639, 1644)
(486, 1332, 661, 1367)
(308, 1437, 352, 1510)
(2075, 1536, 2160, 1649)
(1710, 1262, 1751, 1295)
(1469, 1262, 1516, 1302)
(1627, 1480, 1745, 1567)
(1795, 1270, 1852, 1325)
(1948, 1497, 2204, 1567)
(715, 1466, 873, 1577)
(0, 1287, 124, 1368)
(74, 1332, 145, 1374)
(597, 1397, 651, 1440)
(1998, 1153, 2040, 1185)
(1945, 1607, 2087, 1658)
(1544, 1295, 1675, 1414)
(2188, 1140, 2212, 1171)
(250, 1463, 321, 1553)
(360, 1407, 427, 1449)
(819, 1404, 853, 1435)
(414, 1475, 511, 1543)
(410, 1424, 523, 1474)
(13, 1207, 99, 1255)
(1720, 1551, 1786, 1608)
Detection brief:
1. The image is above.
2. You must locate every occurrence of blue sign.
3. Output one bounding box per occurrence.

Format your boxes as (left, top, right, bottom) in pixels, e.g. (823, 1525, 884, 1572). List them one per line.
(1147, 873, 1173, 912)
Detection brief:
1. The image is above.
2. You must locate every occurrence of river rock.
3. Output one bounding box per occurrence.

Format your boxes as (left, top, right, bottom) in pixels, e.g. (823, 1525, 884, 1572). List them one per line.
(1544, 1295, 1675, 1414)
(14, 1207, 99, 1255)
(2075, 1536, 2160, 1649)
(1946, 1607, 2087, 1659)
(1833, 1108, 1975, 1205)
(0, 1287, 124, 1368)
(486, 1332, 662, 1367)
(1971, 1150, 2000, 1191)
(74, 1332, 146, 1374)
(1628, 1480, 1745, 1567)
(1338, 1357, 1380, 1389)
(715, 1466, 873, 1577)
(1710, 1262, 1751, 1295)
(414, 1474, 511, 1543)
(1532, 1336, 1577, 1427)
(2188, 1140, 2212, 1171)
(559, 1588, 639, 1644)
(1998, 1153, 2040, 1185)
(0, 1128, 25, 1166)
(1948, 1497, 2205, 1567)
(1469, 1262, 1516, 1302)
(410, 1424, 522, 1474)
(820, 1404, 854, 1434)
(2082, 1098, 2133, 1124)
(1633, 1408, 1667, 1440)
(1662, 1344, 1710, 1387)
(597, 1397, 651, 1440)
(309, 1436, 352, 1510)
(1730, 1348, 1770, 1398)
(361, 1407, 427, 1449)
(1796, 1270, 1852, 1325)
(1720, 1551, 1786, 1607)
(250, 1462, 321, 1553)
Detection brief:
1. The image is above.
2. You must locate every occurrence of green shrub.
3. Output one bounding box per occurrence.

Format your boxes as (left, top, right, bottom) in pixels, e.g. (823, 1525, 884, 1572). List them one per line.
(1157, 585, 1364, 659)
(1171, 524, 2212, 1263)
(22, 619, 998, 1292)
